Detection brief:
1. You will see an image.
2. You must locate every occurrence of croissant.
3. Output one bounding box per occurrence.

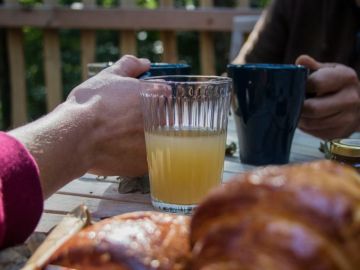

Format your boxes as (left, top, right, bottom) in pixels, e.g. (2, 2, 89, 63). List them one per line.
(44, 160, 360, 270)
(190, 160, 360, 270)
(46, 211, 191, 270)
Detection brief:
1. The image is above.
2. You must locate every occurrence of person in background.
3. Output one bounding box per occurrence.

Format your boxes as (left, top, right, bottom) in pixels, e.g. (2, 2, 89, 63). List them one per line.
(233, 0, 360, 140)
(0, 55, 150, 249)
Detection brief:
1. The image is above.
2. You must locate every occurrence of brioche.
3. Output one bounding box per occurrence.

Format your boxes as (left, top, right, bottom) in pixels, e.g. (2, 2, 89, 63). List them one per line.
(44, 160, 360, 270)
(190, 160, 360, 270)
(47, 211, 190, 270)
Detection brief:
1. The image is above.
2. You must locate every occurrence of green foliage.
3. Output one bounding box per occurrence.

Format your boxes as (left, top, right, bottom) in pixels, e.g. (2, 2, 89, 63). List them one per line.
(177, 32, 200, 74)
(137, 0, 158, 9)
(60, 29, 82, 97)
(250, 0, 270, 8)
(96, 30, 119, 62)
(18, 0, 41, 8)
(23, 27, 46, 121)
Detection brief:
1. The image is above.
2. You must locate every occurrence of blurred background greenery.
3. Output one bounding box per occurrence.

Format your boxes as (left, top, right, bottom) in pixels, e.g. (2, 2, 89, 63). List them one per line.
(0, 0, 269, 130)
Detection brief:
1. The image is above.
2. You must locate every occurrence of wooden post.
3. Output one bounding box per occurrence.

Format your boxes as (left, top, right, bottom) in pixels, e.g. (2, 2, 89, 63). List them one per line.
(81, 0, 96, 81)
(43, 0, 63, 112)
(237, 0, 250, 7)
(159, 0, 177, 63)
(200, 0, 215, 75)
(5, 0, 27, 126)
(7, 29, 27, 127)
(119, 0, 137, 57)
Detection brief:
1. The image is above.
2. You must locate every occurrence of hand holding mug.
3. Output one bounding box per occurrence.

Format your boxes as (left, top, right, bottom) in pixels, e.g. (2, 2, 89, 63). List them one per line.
(296, 55, 360, 140)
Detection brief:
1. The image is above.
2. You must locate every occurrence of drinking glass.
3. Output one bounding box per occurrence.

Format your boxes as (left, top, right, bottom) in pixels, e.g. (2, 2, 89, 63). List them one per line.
(140, 76, 232, 214)
(139, 63, 191, 78)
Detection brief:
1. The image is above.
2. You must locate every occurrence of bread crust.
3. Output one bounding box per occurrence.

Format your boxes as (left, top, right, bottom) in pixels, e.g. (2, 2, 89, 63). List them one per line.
(46, 160, 360, 270)
(190, 160, 360, 270)
(48, 211, 191, 270)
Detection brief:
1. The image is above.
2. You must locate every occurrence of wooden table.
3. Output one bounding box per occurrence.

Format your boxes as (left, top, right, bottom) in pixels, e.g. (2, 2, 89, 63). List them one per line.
(35, 116, 324, 233)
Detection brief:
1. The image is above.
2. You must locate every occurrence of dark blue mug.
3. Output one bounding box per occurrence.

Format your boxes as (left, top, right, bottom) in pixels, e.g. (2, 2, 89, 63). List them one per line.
(139, 63, 191, 78)
(227, 63, 308, 165)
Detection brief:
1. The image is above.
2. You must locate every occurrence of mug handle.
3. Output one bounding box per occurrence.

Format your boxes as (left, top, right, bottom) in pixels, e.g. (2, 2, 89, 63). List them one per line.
(138, 71, 151, 79)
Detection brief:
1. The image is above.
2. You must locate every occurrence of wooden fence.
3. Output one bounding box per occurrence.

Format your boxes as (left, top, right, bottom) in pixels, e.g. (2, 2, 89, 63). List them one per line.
(0, 0, 261, 128)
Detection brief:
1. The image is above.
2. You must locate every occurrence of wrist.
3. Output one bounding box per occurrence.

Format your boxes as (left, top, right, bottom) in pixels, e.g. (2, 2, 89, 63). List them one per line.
(53, 99, 98, 174)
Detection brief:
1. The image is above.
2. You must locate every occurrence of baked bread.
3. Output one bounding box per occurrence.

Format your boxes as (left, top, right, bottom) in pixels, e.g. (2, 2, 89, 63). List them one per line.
(44, 160, 360, 270)
(190, 160, 360, 270)
(46, 211, 191, 270)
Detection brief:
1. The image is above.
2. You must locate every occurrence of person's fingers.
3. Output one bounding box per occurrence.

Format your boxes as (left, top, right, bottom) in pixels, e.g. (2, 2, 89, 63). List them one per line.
(296, 54, 359, 96)
(298, 125, 346, 140)
(299, 111, 345, 131)
(301, 86, 360, 118)
(295, 54, 341, 69)
(295, 55, 322, 70)
(307, 65, 358, 96)
(299, 85, 360, 139)
(108, 55, 151, 78)
(299, 109, 356, 139)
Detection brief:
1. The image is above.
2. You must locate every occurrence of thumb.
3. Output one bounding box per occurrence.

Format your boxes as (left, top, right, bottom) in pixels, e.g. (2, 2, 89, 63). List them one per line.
(295, 54, 323, 70)
(109, 55, 151, 77)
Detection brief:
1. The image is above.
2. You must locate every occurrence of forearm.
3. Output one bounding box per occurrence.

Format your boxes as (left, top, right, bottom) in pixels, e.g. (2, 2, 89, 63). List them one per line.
(9, 99, 95, 199)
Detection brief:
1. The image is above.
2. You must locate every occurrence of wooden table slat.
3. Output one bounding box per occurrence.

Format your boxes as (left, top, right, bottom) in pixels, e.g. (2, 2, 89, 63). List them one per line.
(44, 194, 153, 220)
(35, 213, 66, 233)
(57, 178, 151, 204)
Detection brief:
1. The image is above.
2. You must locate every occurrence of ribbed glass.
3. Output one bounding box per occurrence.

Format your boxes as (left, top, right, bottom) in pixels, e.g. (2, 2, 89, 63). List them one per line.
(140, 76, 232, 133)
(140, 76, 232, 214)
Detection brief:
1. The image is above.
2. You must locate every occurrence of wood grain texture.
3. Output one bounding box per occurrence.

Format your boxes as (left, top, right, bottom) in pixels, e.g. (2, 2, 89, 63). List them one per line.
(43, 29, 63, 111)
(81, 0, 96, 80)
(237, 0, 250, 7)
(81, 30, 96, 80)
(5, 0, 27, 127)
(44, 193, 153, 219)
(35, 213, 66, 233)
(0, 8, 261, 31)
(43, 0, 62, 111)
(119, 0, 137, 56)
(57, 178, 151, 204)
(200, 0, 215, 75)
(160, 0, 177, 63)
(6, 28, 27, 127)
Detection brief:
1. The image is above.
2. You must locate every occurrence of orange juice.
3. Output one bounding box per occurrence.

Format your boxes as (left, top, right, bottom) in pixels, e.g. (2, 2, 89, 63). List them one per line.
(145, 127, 226, 207)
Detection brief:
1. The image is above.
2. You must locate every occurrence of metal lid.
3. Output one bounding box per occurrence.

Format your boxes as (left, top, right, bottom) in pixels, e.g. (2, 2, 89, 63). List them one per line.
(329, 138, 360, 157)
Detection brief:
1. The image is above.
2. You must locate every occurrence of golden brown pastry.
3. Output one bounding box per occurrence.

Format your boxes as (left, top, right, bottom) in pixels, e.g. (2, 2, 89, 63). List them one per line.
(44, 160, 360, 270)
(46, 211, 191, 270)
(190, 160, 360, 270)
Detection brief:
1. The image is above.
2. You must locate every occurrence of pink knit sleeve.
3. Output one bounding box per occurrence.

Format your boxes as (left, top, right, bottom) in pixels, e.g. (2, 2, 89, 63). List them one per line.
(0, 132, 43, 249)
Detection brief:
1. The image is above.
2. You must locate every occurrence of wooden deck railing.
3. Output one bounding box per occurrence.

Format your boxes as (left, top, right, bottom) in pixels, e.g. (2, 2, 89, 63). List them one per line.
(0, 0, 261, 128)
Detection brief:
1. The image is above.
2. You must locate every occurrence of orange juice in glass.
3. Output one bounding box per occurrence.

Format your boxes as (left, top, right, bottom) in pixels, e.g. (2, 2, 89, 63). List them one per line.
(140, 76, 232, 214)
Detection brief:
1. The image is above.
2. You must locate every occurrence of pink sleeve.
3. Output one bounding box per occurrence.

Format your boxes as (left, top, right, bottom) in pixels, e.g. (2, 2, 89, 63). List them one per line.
(0, 132, 43, 249)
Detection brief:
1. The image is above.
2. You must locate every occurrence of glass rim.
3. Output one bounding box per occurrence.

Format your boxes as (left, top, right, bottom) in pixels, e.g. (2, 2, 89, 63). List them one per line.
(227, 63, 307, 70)
(140, 75, 232, 85)
(150, 63, 190, 68)
(87, 62, 113, 68)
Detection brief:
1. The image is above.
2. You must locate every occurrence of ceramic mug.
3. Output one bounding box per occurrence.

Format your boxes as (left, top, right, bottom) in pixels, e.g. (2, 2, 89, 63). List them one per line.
(227, 63, 308, 165)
